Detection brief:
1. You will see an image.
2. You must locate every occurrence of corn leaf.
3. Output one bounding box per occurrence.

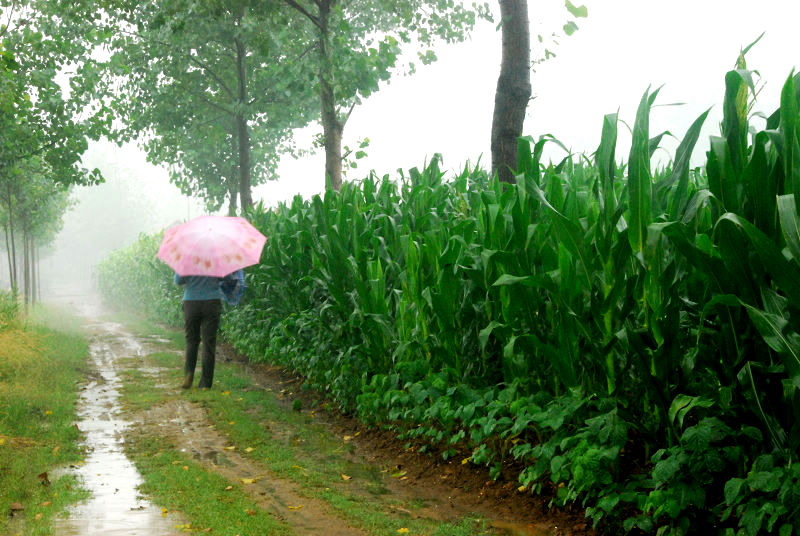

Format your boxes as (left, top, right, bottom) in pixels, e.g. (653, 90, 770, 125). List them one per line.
(627, 87, 654, 254)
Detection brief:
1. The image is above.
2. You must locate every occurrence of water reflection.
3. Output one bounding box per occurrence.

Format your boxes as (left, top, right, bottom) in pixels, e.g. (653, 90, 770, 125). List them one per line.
(53, 315, 179, 535)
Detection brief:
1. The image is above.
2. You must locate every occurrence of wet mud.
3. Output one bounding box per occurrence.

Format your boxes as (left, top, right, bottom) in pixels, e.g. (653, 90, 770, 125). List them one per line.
(54, 317, 183, 535)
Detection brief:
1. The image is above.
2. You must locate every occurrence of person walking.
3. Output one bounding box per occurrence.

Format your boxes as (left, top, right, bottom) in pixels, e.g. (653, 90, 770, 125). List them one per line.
(157, 214, 264, 389)
(175, 272, 236, 389)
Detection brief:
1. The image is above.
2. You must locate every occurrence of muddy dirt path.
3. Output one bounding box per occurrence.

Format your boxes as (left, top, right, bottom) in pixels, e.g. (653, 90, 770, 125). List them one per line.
(48, 294, 592, 536)
(52, 302, 183, 535)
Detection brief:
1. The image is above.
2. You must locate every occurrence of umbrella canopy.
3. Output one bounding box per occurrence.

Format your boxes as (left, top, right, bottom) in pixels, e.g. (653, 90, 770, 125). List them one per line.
(157, 215, 266, 277)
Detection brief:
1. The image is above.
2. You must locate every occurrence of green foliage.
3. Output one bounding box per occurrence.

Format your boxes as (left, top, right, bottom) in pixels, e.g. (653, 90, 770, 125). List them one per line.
(0, 291, 19, 331)
(95, 231, 183, 325)
(98, 66, 800, 533)
(93, 0, 318, 211)
(1, 2, 106, 299)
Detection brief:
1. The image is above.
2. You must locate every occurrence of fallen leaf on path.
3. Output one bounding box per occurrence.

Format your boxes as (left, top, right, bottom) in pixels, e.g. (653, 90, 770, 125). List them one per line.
(182, 466, 189, 471)
(0, 438, 5, 446)
(162, 508, 168, 517)
(221, 391, 231, 396)
(34, 513, 43, 520)
(340, 474, 351, 481)
(52, 445, 60, 456)
(391, 470, 407, 478)
(397, 529, 410, 534)
(228, 421, 236, 425)
(244, 447, 255, 453)
(38, 472, 51, 486)
(517, 485, 526, 492)
(224, 486, 233, 491)
(240, 478, 257, 484)
(461, 458, 470, 465)
(41, 501, 51, 507)
(10, 502, 24, 511)
(44, 410, 53, 415)
(288, 505, 303, 510)
(245, 508, 257, 515)
(343, 435, 353, 441)
(224, 446, 236, 451)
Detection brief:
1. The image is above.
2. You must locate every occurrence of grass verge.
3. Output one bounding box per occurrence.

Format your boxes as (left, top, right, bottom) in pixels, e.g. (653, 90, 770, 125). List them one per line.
(0, 301, 89, 536)
(127, 433, 293, 535)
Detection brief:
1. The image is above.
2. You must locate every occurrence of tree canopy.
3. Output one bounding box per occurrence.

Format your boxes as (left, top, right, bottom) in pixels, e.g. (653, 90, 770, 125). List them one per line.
(57, 0, 490, 205)
(1, 0, 108, 300)
(96, 0, 319, 212)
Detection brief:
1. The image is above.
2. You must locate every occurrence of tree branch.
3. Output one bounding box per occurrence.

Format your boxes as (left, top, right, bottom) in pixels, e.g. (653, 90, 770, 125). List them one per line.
(283, 0, 322, 31)
(117, 27, 237, 100)
(341, 100, 356, 127)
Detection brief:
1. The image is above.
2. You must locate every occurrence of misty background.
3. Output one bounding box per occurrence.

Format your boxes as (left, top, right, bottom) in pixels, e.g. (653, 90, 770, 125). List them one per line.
(18, 0, 799, 298)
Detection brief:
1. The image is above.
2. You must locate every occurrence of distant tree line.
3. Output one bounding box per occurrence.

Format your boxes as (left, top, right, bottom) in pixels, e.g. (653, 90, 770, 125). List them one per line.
(0, 5, 104, 305)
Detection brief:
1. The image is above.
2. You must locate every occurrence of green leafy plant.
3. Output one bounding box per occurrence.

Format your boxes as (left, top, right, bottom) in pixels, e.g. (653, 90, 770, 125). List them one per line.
(98, 64, 800, 534)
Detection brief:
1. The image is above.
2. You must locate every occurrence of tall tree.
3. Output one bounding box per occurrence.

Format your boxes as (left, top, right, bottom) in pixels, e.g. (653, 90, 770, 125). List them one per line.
(491, 0, 587, 183)
(97, 0, 318, 213)
(283, 0, 489, 190)
(491, 0, 530, 183)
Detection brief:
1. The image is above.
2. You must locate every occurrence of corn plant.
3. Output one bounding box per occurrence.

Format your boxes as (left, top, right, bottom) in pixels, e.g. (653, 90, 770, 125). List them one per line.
(99, 65, 800, 535)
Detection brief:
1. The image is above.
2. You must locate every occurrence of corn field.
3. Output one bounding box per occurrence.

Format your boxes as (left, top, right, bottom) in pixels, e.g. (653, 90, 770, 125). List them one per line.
(98, 67, 800, 534)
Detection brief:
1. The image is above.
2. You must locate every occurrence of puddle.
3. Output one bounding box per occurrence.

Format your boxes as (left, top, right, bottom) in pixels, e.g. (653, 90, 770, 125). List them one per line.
(52, 309, 182, 535)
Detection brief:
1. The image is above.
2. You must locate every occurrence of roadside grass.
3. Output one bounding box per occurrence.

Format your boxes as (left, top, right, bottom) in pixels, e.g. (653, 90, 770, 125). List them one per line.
(28, 302, 85, 334)
(0, 302, 89, 535)
(121, 341, 489, 536)
(126, 433, 292, 536)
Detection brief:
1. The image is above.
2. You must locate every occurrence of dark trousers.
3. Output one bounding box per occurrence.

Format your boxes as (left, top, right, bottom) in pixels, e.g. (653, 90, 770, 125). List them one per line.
(183, 299, 222, 388)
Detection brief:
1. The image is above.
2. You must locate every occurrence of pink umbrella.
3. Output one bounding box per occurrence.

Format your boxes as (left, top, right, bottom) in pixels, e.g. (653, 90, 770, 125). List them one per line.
(157, 215, 266, 277)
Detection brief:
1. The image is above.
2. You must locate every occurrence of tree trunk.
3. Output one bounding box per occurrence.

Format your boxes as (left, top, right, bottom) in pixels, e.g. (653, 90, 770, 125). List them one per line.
(3, 225, 12, 291)
(228, 182, 239, 216)
(234, 36, 253, 211)
(318, 1, 343, 191)
(34, 244, 40, 303)
(22, 224, 30, 308)
(5, 184, 18, 294)
(491, 0, 532, 184)
(228, 126, 240, 216)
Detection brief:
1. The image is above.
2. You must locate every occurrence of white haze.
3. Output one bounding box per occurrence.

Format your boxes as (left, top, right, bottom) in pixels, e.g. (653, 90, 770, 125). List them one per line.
(14, 0, 797, 298)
